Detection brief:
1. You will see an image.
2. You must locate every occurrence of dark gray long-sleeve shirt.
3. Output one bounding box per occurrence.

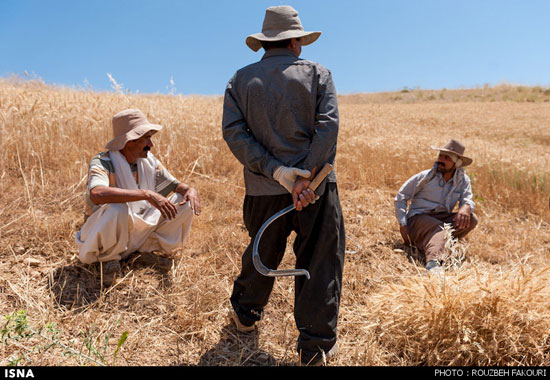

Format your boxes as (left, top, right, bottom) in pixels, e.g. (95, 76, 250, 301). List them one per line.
(222, 48, 339, 196)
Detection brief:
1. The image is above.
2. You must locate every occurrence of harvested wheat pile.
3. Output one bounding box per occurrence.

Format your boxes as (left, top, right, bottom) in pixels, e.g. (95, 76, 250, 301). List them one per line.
(367, 264, 550, 366)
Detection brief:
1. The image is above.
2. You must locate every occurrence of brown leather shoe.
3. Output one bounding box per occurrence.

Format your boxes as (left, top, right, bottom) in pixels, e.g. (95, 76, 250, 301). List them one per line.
(228, 310, 256, 332)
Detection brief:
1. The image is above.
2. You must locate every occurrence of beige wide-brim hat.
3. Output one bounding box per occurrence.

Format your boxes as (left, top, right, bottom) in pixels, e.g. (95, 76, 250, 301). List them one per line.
(246, 5, 321, 52)
(431, 139, 473, 167)
(105, 109, 162, 151)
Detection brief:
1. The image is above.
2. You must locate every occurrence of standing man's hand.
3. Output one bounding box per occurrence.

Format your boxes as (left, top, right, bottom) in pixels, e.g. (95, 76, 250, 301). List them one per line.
(291, 166, 318, 211)
(453, 204, 471, 231)
(273, 166, 311, 193)
(400, 225, 411, 245)
(292, 178, 317, 211)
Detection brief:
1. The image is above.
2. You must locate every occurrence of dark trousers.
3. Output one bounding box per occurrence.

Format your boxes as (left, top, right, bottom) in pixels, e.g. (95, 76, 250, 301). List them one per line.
(230, 183, 345, 362)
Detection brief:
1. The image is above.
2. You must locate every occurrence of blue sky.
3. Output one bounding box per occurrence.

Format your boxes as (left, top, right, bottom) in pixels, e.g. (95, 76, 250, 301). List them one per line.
(1, 0, 549, 95)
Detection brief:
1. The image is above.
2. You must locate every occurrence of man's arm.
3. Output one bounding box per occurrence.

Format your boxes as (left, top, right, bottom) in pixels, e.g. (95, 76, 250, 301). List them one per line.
(89, 186, 179, 220)
(287, 68, 339, 211)
(394, 174, 420, 226)
(454, 175, 475, 230)
(302, 68, 339, 173)
(222, 75, 283, 179)
(394, 173, 421, 244)
(458, 175, 475, 211)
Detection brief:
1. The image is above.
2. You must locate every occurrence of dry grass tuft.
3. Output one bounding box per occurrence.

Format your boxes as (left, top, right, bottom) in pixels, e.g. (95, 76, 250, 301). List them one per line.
(1, 77, 549, 366)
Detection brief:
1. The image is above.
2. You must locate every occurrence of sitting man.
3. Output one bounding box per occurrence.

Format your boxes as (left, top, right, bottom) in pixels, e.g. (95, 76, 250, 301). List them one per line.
(75, 108, 201, 286)
(394, 139, 478, 273)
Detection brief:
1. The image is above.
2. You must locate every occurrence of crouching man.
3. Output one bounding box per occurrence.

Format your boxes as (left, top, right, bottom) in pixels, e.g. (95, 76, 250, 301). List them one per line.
(394, 139, 478, 274)
(75, 109, 201, 286)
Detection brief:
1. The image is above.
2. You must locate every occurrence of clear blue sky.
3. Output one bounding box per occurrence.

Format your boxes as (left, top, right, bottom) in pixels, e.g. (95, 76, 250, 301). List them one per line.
(1, 0, 549, 95)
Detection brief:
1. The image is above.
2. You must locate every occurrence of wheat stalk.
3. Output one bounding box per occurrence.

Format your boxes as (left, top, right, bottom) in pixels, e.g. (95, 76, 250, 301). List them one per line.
(441, 223, 468, 270)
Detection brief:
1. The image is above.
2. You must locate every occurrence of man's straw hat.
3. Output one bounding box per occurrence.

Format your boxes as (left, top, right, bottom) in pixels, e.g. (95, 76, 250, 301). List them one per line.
(431, 139, 473, 167)
(246, 5, 321, 52)
(105, 109, 162, 151)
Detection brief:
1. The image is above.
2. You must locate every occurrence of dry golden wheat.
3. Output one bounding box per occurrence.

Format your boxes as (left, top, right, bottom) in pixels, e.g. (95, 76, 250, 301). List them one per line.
(1, 77, 549, 366)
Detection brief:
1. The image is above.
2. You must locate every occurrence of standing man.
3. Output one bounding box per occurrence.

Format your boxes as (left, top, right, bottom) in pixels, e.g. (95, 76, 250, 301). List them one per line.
(222, 6, 345, 366)
(75, 109, 201, 286)
(394, 139, 478, 274)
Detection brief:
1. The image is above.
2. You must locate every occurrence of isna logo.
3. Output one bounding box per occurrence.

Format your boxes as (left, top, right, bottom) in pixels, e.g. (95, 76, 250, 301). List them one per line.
(4, 369, 34, 379)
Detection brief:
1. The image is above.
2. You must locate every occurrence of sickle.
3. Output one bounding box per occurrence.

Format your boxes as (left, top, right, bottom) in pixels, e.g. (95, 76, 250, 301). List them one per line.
(252, 163, 334, 280)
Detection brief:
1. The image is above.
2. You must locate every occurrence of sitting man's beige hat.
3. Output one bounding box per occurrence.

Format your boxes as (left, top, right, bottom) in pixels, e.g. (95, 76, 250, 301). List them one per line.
(105, 109, 162, 151)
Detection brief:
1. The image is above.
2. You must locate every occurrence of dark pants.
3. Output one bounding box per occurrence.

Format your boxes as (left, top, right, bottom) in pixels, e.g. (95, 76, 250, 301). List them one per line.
(230, 183, 346, 362)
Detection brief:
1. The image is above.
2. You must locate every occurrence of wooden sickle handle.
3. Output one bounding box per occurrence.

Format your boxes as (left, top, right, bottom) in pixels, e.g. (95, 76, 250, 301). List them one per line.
(309, 163, 334, 191)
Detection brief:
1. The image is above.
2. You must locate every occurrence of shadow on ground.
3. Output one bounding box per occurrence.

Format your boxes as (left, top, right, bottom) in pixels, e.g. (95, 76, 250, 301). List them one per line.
(47, 264, 101, 309)
(192, 324, 295, 366)
(47, 252, 174, 310)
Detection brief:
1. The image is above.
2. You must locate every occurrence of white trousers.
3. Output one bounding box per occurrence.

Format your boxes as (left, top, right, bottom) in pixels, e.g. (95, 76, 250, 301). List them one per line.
(75, 193, 193, 264)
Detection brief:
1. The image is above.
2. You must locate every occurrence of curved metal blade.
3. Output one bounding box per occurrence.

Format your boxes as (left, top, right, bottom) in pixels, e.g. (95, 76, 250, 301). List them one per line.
(251, 162, 333, 280)
(252, 204, 311, 279)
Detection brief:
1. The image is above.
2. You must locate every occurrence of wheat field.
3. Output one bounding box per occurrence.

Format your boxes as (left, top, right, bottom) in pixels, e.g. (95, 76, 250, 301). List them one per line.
(1, 77, 549, 366)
